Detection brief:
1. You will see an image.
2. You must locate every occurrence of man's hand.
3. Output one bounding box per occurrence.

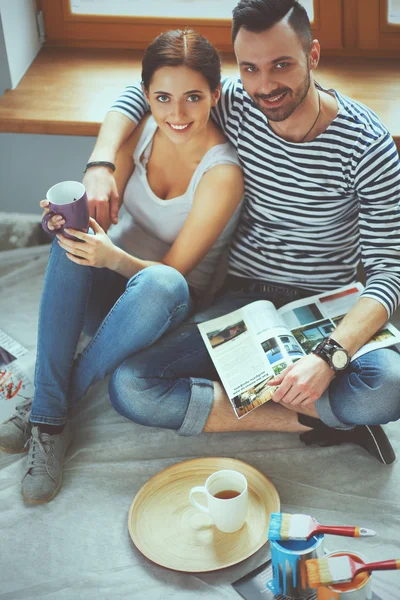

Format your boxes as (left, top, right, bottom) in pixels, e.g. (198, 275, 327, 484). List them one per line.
(82, 167, 119, 232)
(269, 353, 335, 406)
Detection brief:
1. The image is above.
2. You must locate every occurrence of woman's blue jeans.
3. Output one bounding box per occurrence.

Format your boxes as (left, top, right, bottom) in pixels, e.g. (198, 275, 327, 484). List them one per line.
(108, 288, 400, 435)
(30, 239, 192, 425)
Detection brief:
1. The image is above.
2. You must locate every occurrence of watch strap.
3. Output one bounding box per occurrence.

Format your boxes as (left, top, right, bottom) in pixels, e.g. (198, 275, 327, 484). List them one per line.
(313, 338, 350, 371)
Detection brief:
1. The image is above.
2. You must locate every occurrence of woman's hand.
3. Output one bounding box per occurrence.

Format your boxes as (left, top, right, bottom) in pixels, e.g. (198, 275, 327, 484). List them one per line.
(40, 199, 65, 231)
(56, 217, 121, 270)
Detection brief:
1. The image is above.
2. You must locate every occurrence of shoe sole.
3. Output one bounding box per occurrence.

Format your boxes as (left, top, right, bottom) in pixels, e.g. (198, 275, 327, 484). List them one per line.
(22, 477, 62, 504)
(365, 425, 396, 465)
(0, 445, 28, 454)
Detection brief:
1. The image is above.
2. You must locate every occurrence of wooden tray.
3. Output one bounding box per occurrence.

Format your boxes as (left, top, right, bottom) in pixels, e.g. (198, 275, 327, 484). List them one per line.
(128, 456, 280, 572)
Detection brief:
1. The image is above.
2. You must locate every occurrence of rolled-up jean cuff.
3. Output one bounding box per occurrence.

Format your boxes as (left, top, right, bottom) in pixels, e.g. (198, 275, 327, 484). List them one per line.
(315, 389, 354, 430)
(177, 378, 214, 436)
(29, 415, 67, 426)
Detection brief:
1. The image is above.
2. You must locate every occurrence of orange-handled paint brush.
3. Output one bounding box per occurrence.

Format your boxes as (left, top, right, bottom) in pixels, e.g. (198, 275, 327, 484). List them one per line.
(306, 555, 400, 587)
(268, 513, 376, 541)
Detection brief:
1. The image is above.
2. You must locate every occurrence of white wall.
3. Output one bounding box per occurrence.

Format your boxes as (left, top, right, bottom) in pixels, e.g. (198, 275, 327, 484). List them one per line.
(0, 133, 95, 214)
(0, 2, 93, 215)
(0, 0, 40, 89)
(0, 13, 12, 95)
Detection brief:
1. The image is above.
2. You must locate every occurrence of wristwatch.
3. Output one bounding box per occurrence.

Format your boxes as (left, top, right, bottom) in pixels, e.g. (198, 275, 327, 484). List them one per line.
(312, 338, 350, 372)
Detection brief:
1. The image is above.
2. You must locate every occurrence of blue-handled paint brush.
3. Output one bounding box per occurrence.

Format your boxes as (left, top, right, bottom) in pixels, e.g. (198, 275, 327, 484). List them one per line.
(268, 513, 376, 541)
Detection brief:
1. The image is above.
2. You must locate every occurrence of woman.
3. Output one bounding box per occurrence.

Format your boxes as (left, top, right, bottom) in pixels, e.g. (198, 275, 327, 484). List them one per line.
(0, 30, 243, 504)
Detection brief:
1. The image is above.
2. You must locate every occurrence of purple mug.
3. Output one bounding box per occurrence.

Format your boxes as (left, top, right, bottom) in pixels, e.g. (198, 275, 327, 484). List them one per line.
(42, 181, 89, 241)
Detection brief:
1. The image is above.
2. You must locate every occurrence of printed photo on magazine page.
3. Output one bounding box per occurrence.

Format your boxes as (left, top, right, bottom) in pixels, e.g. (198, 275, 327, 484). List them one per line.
(0, 329, 33, 421)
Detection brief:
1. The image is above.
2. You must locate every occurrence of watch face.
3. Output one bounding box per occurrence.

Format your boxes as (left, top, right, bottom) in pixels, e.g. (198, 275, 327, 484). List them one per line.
(332, 349, 349, 370)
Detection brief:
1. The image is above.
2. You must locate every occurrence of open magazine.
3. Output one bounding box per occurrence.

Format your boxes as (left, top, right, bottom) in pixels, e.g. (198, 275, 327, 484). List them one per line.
(0, 329, 34, 421)
(198, 283, 400, 419)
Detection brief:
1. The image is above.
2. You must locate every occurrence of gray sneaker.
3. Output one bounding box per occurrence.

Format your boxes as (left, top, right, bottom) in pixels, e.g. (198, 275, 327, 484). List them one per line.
(21, 423, 71, 504)
(0, 399, 33, 453)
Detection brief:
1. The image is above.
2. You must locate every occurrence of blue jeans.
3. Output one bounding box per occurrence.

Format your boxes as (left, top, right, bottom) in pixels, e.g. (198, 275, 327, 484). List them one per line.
(30, 239, 192, 425)
(109, 285, 400, 435)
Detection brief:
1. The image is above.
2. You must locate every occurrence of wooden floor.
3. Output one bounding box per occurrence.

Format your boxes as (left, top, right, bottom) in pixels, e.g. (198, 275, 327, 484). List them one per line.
(0, 47, 399, 150)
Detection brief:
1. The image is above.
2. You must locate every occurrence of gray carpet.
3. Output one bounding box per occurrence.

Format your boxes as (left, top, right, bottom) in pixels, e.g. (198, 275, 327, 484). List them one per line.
(0, 246, 399, 600)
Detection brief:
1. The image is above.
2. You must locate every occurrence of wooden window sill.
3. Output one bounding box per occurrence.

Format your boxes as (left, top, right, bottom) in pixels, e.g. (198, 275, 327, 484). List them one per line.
(0, 47, 398, 150)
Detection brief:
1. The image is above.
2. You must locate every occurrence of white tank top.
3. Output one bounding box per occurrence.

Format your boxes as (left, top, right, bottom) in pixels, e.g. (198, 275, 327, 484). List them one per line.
(109, 115, 242, 291)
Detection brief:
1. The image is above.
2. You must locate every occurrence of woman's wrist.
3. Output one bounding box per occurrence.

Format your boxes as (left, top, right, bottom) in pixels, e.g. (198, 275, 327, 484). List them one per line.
(107, 247, 153, 279)
(107, 245, 124, 272)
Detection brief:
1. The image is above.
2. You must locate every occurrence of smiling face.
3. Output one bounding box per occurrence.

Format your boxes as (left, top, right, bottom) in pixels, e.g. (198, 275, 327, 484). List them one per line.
(144, 65, 220, 144)
(234, 19, 319, 122)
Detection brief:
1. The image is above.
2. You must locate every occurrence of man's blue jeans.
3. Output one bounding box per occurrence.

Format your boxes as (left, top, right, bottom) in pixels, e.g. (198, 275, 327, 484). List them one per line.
(109, 287, 400, 435)
(30, 239, 192, 425)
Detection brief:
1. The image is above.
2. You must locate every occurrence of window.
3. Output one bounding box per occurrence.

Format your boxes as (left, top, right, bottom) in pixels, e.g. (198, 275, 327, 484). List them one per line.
(382, 0, 400, 30)
(388, 0, 400, 23)
(358, 0, 400, 51)
(69, 0, 314, 21)
(69, 0, 238, 19)
(39, 0, 343, 52)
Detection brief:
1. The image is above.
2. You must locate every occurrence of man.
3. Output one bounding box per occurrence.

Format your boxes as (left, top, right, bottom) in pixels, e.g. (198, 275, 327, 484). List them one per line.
(101, 0, 400, 464)
(2, 0, 400, 469)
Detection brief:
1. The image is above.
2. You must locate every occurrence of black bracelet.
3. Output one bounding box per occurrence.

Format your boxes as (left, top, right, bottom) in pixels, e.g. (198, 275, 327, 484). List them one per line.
(84, 161, 116, 173)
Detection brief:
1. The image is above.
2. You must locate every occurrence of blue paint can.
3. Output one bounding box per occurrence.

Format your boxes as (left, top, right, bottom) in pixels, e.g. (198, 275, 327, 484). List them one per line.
(269, 535, 325, 597)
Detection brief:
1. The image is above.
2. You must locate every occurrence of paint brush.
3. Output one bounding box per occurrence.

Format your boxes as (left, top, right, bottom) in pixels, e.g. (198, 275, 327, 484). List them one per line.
(306, 555, 400, 587)
(268, 513, 376, 541)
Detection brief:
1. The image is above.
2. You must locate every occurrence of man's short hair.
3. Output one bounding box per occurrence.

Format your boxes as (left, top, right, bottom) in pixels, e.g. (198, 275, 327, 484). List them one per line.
(232, 0, 312, 51)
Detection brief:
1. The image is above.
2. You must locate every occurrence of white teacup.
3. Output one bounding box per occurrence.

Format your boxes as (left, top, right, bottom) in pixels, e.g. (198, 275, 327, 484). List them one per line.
(189, 469, 248, 533)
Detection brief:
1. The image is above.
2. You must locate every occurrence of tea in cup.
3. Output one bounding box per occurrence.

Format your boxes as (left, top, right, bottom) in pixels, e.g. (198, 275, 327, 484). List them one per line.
(189, 469, 248, 533)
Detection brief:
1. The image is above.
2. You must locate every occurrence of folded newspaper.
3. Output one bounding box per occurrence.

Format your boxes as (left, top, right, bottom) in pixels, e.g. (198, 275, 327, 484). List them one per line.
(198, 283, 400, 419)
(0, 329, 34, 421)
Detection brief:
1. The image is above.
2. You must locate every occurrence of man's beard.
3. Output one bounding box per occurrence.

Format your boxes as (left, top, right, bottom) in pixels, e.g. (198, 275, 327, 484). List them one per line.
(252, 69, 311, 122)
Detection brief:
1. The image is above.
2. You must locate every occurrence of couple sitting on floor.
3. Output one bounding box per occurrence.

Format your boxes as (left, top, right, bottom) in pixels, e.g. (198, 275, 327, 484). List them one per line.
(1, 0, 399, 505)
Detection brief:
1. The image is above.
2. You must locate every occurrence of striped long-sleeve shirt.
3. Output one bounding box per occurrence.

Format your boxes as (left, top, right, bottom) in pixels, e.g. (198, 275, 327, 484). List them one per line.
(111, 78, 400, 317)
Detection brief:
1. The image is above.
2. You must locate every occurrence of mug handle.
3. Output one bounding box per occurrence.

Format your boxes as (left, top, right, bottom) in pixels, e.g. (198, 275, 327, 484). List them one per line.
(189, 486, 210, 514)
(42, 211, 58, 236)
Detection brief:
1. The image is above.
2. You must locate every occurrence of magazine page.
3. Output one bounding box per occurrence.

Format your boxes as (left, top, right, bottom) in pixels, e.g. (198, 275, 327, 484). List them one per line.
(0, 329, 34, 421)
(242, 300, 305, 378)
(278, 283, 400, 361)
(197, 301, 303, 419)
